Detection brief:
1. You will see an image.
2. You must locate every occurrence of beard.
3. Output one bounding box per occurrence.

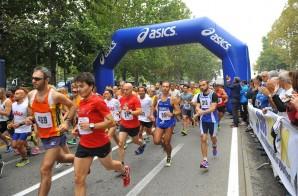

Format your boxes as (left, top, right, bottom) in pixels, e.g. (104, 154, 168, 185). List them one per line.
(34, 81, 46, 90)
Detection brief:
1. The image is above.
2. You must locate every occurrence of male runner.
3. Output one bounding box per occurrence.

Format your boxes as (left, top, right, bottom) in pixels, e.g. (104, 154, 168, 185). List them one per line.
(138, 86, 154, 142)
(9, 87, 32, 167)
(180, 84, 193, 136)
(73, 72, 130, 196)
(153, 81, 181, 166)
(118, 83, 146, 165)
(26, 66, 76, 196)
(0, 88, 13, 153)
(104, 89, 120, 145)
(194, 80, 219, 169)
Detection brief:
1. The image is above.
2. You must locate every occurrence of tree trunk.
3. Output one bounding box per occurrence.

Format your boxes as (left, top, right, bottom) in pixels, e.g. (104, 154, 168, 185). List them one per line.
(49, 42, 57, 85)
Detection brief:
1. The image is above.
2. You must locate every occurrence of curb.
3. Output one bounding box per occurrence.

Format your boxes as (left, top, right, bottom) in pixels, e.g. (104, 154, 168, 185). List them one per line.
(241, 129, 253, 196)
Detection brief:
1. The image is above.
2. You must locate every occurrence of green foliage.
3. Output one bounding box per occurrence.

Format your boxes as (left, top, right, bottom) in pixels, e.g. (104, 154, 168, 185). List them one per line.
(1, 0, 219, 87)
(257, 0, 298, 71)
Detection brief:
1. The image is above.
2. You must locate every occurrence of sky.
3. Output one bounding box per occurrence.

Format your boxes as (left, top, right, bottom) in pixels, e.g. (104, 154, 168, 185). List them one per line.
(182, 0, 287, 67)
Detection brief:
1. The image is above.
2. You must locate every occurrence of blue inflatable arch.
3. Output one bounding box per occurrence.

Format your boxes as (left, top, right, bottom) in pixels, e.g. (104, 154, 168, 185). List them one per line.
(93, 17, 251, 93)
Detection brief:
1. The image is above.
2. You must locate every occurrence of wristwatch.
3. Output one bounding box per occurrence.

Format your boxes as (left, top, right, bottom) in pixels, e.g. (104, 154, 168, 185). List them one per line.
(89, 123, 95, 130)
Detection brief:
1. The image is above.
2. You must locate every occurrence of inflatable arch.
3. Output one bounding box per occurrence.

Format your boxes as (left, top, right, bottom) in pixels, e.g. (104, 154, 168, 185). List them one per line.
(93, 17, 251, 93)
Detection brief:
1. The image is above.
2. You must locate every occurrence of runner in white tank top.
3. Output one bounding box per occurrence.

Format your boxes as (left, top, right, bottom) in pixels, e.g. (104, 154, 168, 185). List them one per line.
(9, 88, 31, 167)
(138, 87, 154, 142)
(0, 88, 13, 153)
(104, 89, 120, 145)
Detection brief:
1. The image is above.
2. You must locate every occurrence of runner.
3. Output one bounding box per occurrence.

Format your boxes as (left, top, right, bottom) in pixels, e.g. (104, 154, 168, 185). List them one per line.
(26, 66, 76, 196)
(0, 88, 13, 153)
(214, 83, 228, 128)
(153, 81, 181, 167)
(180, 84, 193, 136)
(0, 153, 4, 177)
(72, 72, 130, 196)
(67, 82, 81, 146)
(194, 80, 219, 169)
(138, 86, 154, 143)
(118, 83, 146, 165)
(9, 87, 31, 167)
(104, 89, 120, 145)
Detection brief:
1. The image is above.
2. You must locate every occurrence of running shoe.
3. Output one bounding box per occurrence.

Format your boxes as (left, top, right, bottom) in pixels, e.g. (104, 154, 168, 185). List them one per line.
(31, 147, 41, 155)
(181, 129, 188, 136)
(67, 138, 77, 145)
(16, 159, 30, 167)
(165, 156, 171, 167)
(122, 165, 131, 187)
(212, 145, 218, 157)
(0, 160, 4, 177)
(55, 163, 63, 169)
(144, 136, 150, 143)
(200, 160, 208, 169)
(5, 145, 13, 153)
(135, 144, 146, 155)
(14, 149, 20, 155)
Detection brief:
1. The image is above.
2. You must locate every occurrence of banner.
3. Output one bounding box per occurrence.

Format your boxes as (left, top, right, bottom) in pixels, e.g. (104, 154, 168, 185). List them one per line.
(248, 103, 298, 196)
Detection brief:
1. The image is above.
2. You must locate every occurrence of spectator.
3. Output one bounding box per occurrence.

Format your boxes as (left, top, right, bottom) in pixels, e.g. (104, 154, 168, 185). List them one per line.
(287, 70, 298, 125)
(261, 71, 269, 86)
(226, 76, 241, 127)
(278, 71, 293, 102)
(240, 80, 249, 125)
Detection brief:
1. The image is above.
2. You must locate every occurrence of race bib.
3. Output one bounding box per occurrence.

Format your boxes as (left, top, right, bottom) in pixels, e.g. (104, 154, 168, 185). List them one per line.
(34, 112, 53, 128)
(218, 98, 223, 104)
(255, 100, 261, 108)
(140, 111, 146, 117)
(121, 110, 133, 120)
(183, 103, 191, 110)
(159, 110, 171, 121)
(78, 117, 92, 135)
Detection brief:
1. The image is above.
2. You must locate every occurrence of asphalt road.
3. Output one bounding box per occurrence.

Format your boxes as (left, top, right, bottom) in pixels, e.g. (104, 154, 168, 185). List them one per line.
(0, 115, 285, 196)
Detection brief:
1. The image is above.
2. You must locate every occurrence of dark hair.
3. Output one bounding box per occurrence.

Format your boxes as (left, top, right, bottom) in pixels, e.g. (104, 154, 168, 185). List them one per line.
(199, 79, 209, 84)
(290, 70, 298, 91)
(33, 66, 51, 79)
(74, 72, 95, 87)
(138, 86, 147, 93)
(242, 80, 247, 85)
(15, 87, 29, 94)
(256, 75, 262, 82)
(183, 84, 189, 88)
(234, 77, 240, 84)
(105, 89, 113, 97)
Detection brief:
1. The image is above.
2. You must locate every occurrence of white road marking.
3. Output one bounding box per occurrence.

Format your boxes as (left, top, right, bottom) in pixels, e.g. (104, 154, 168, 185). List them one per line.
(227, 127, 239, 196)
(12, 138, 134, 196)
(126, 143, 184, 196)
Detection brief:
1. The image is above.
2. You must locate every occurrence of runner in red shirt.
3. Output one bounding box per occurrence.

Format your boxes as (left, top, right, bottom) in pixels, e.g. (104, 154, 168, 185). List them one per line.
(72, 73, 130, 196)
(118, 83, 146, 164)
(214, 84, 228, 124)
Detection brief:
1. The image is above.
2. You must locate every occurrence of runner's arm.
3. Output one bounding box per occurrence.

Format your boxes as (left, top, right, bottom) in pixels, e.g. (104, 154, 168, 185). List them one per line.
(171, 97, 181, 116)
(92, 113, 116, 130)
(55, 92, 76, 123)
(0, 99, 12, 116)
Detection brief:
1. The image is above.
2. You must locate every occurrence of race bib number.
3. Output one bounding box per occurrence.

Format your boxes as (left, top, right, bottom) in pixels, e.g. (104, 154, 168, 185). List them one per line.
(183, 103, 191, 110)
(78, 117, 92, 135)
(34, 112, 53, 128)
(121, 111, 133, 120)
(159, 110, 171, 121)
(140, 111, 146, 117)
(113, 112, 120, 122)
(255, 100, 261, 108)
(201, 98, 209, 109)
(218, 98, 223, 104)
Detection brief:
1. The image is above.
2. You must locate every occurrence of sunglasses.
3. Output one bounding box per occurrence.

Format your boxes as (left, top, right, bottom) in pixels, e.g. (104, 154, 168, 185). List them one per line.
(32, 77, 44, 81)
